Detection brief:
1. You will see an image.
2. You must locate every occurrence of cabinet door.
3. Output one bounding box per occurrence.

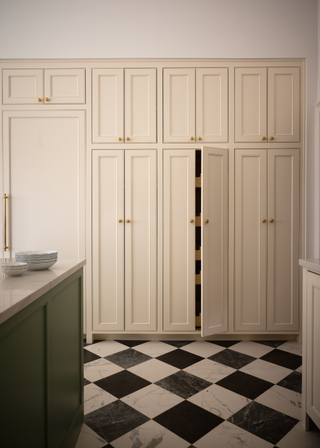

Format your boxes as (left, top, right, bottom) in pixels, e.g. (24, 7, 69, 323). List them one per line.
(44, 69, 86, 104)
(125, 150, 157, 331)
(92, 69, 124, 143)
(2, 110, 85, 260)
(201, 147, 228, 336)
(235, 68, 267, 143)
(268, 68, 300, 143)
(267, 149, 299, 331)
(196, 69, 228, 143)
(3, 69, 43, 104)
(234, 150, 267, 331)
(306, 271, 320, 429)
(163, 69, 195, 143)
(125, 69, 156, 143)
(92, 150, 125, 331)
(163, 150, 195, 331)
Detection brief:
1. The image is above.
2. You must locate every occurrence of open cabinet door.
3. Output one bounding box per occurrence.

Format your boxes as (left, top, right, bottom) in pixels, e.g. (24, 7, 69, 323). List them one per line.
(201, 146, 228, 336)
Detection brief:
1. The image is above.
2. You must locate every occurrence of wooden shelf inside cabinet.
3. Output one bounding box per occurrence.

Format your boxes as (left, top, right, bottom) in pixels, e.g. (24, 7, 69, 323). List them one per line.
(195, 313, 201, 328)
(196, 247, 201, 260)
(196, 271, 201, 285)
(196, 175, 201, 188)
(196, 214, 201, 227)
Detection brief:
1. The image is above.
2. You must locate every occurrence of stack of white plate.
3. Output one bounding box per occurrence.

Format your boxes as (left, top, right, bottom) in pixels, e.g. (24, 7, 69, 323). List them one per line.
(15, 250, 58, 271)
(1, 262, 28, 277)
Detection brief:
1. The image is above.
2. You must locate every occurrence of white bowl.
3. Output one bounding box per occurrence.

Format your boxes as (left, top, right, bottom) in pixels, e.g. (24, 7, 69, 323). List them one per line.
(1, 263, 27, 276)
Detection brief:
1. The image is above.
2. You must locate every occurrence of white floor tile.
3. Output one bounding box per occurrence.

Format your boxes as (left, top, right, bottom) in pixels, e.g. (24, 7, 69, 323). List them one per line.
(133, 340, 177, 357)
(194, 421, 273, 448)
(111, 418, 190, 448)
(255, 385, 302, 420)
(277, 341, 302, 356)
(296, 365, 303, 373)
(184, 359, 236, 383)
(75, 424, 106, 448)
(85, 340, 128, 357)
(84, 358, 124, 382)
(127, 358, 179, 382)
(84, 383, 117, 415)
(240, 358, 293, 383)
(121, 383, 184, 419)
(231, 341, 274, 358)
(188, 384, 251, 419)
(180, 341, 225, 358)
(277, 421, 320, 447)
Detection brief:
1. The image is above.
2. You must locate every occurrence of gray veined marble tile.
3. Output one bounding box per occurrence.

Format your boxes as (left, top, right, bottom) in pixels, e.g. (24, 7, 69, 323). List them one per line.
(84, 383, 117, 415)
(132, 340, 177, 357)
(255, 385, 302, 420)
(239, 358, 292, 384)
(277, 341, 302, 357)
(75, 424, 107, 448)
(155, 370, 212, 399)
(127, 358, 179, 382)
(180, 340, 225, 358)
(277, 421, 320, 448)
(83, 357, 124, 383)
(231, 340, 275, 358)
(84, 340, 128, 357)
(184, 358, 236, 383)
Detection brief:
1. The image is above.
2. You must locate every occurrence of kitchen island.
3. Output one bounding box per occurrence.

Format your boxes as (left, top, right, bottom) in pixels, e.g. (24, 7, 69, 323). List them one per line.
(0, 259, 86, 448)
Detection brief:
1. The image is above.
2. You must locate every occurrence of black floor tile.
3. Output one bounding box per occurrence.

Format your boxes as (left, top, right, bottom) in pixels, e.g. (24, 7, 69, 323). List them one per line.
(156, 349, 203, 369)
(105, 348, 152, 369)
(84, 378, 91, 386)
(228, 401, 299, 445)
(114, 340, 149, 348)
(84, 400, 149, 443)
(154, 400, 223, 444)
(277, 371, 302, 393)
(208, 349, 256, 369)
(94, 370, 151, 399)
(253, 340, 288, 348)
(160, 340, 195, 348)
(260, 349, 302, 370)
(216, 371, 273, 400)
(155, 371, 212, 399)
(207, 340, 239, 348)
(84, 348, 101, 364)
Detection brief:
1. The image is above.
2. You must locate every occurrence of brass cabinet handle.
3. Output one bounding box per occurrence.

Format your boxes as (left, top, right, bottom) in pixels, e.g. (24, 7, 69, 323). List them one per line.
(270, 219, 274, 223)
(118, 219, 123, 223)
(45, 97, 49, 102)
(190, 136, 194, 141)
(37, 98, 42, 102)
(126, 219, 131, 223)
(198, 136, 202, 140)
(262, 136, 266, 140)
(3, 194, 8, 251)
(190, 219, 194, 223)
(270, 136, 274, 140)
(118, 137, 122, 141)
(262, 219, 267, 223)
(204, 219, 209, 223)
(126, 137, 130, 141)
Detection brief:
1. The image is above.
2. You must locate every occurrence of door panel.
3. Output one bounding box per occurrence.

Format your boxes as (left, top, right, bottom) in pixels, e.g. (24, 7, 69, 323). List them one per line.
(163, 150, 195, 331)
(201, 147, 228, 336)
(2, 69, 43, 104)
(44, 69, 86, 104)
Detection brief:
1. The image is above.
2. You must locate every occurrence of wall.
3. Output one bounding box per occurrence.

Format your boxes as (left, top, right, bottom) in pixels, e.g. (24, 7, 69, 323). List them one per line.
(0, 0, 318, 257)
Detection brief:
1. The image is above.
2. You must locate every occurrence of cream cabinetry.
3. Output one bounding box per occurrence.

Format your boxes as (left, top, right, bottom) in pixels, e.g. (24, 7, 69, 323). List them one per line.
(163, 68, 228, 143)
(234, 149, 300, 332)
(2, 68, 86, 104)
(163, 147, 228, 336)
(92, 149, 157, 332)
(92, 68, 156, 143)
(235, 67, 300, 143)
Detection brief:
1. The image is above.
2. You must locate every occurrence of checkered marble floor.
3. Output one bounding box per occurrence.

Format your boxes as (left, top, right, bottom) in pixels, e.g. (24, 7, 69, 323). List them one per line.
(76, 339, 320, 448)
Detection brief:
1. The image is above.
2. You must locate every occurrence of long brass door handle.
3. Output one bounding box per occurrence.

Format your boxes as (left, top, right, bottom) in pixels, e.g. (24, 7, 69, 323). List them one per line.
(3, 194, 8, 251)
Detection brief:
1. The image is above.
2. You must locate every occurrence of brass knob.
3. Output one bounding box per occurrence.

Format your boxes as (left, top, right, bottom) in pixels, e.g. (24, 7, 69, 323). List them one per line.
(262, 219, 266, 223)
(45, 97, 49, 102)
(37, 98, 42, 102)
(205, 219, 209, 224)
(190, 136, 194, 140)
(270, 219, 274, 223)
(118, 137, 122, 141)
(262, 136, 266, 140)
(270, 136, 274, 140)
(126, 137, 130, 141)
(198, 136, 202, 141)
(126, 219, 131, 223)
(190, 219, 194, 223)
(118, 219, 123, 223)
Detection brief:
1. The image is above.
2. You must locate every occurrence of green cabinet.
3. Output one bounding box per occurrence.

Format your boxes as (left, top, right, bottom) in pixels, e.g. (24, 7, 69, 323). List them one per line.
(0, 269, 84, 448)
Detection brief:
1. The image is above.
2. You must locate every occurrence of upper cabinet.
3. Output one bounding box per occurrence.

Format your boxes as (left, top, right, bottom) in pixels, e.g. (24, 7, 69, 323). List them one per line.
(235, 67, 300, 143)
(2, 69, 86, 104)
(92, 68, 157, 143)
(163, 68, 228, 143)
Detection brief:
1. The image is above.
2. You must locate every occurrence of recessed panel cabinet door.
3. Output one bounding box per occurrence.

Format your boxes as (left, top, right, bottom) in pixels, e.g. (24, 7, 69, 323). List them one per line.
(3, 69, 43, 104)
(234, 150, 268, 331)
(44, 69, 86, 104)
(124, 150, 157, 331)
(201, 147, 228, 336)
(163, 150, 195, 331)
(267, 149, 299, 331)
(92, 150, 125, 331)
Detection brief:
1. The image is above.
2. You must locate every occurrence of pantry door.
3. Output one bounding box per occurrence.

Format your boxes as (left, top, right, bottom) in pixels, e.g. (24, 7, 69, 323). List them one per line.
(201, 147, 229, 336)
(2, 110, 85, 259)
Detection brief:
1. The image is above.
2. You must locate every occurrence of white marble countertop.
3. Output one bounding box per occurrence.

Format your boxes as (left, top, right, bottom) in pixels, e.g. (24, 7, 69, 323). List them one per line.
(0, 259, 86, 325)
(299, 258, 320, 274)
